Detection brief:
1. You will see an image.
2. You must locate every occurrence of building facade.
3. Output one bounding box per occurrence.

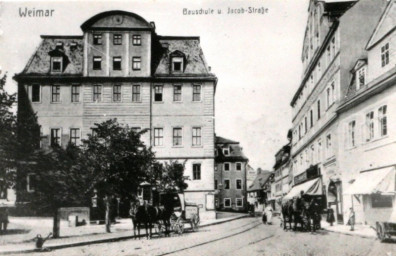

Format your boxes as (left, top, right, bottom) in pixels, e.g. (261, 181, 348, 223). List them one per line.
(289, 0, 387, 223)
(214, 136, 248, 211)
(247, 169, 273, 212)
(14, 11, 217, 219)
(337, 1, 396, 225)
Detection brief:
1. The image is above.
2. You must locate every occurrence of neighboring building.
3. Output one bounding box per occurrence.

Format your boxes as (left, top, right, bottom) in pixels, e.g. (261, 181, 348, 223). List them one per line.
(247, 169, 273, 212)
(214, 136, 248, 211)
(289, 0, 387, 223)
(13, 11, 217, 219)
(268, 142, 291, 213)
(337, 1, 396, 226)
(246, 165, 257, 205)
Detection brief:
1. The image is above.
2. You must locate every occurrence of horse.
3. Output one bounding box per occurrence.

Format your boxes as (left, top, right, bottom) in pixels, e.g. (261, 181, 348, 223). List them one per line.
(281, 200, 293, 231)
(129, 200, 152, 239)
(291, 197, 305, 231)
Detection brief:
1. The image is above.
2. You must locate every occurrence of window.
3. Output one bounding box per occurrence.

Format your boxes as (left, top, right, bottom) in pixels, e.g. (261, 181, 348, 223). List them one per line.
(93, 56, 102, 70)
(326, 87, 331, 109)
(236, 198, 243, 207)
(111, 85, 121, 102)
(298, 124, 301, 139)
(326, 134, 332, 157)
(32, 84, 40, 102)
(372, 194, 393, 208)
(70, 128, 80, 145)
(192, 127, 201, 146)
(93, 34, 102, 45)
(224, 180, 230, 190)
(193, 164, 201, 180)
(236, 179, 242, 190)
(51, 57, 62, 72)
(215, 180, 218, 189)
(113, 57, 122, 70)
(378, 105, 387, 137)
(381, 43, 389, 67)
(173, 85, 182, 101)
(223, 148, 230, 156)
(317, 100, 321, 120)
(331, 37, 336, 58)
(51, 85, 60, 102)
(154, 128, 163, 146)
(132, 35, 141, 45)
(224, 163, 230, 171)
(173, 128, 182, 146)
(154, 85, 163, 102)
(193, 85, 201, 101)
(304, 116, 308, 134)
(27, 174, 36, 193)
(172, 57, 183, 72)
(326, 45, 331, 64)
(113, 34, 122, 45)
(366, 111, 374, 142)
(348, 120, 356, 148)
(317, 139, 322, 162)
(71, 85, 80, 102)
(224, 198, 231, 207)
(93, 85, 102, 102)
(331, 81, 336, 104)
(310, 109, 313, 128)
(236, 162, 242, 171)
(132, 85, 141, 102)
(356, 67, 366, 90)
(51, 128, 61, 146)
(132, 57, 141, 70)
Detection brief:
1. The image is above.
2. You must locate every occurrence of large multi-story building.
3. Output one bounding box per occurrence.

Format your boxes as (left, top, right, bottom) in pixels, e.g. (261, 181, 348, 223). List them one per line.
(14, 10, 217, 219)
(214, 136, 248, 211)
(289, 0, 387, 223)
(338, 1, 396, 225)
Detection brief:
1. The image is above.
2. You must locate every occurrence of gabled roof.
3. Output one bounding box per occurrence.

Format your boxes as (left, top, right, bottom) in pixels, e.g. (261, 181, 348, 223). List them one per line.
(366, 1, 396, 50)
(248, 170, 272, 192)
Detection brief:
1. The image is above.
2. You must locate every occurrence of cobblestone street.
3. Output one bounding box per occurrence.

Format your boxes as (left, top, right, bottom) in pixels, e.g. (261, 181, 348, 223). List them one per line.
(9, 217, 395, 256)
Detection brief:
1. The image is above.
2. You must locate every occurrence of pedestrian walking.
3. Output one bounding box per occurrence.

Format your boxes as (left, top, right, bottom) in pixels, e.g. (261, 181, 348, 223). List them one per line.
(264, 203, 273, 225)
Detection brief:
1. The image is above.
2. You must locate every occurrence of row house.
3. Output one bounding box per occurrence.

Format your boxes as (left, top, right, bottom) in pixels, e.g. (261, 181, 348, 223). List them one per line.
(337, 1, 396, 226)
(13, 10, 218, 219)
(247, 169, 273, 212)
(289, 0, 387, 223)
(214, 136, 248, 211)
(268, 142, 291, 213)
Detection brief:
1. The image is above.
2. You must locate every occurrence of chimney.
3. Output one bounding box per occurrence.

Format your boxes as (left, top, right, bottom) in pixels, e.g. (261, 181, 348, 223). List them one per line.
(208, 66, 211, 72)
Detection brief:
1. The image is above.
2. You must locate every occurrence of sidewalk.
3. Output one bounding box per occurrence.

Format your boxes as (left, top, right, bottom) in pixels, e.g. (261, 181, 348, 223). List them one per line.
(321, 220, 377, 239)
(0, 213, 247, 255)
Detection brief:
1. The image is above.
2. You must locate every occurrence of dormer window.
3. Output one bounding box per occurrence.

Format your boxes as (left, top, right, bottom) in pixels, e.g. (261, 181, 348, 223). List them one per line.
(223, 147, 230, 156)
(51, 57, 62, 72)
(70, 42, 77, 50)
(55, 42, 63, 49)
(356, 66, 366, 90)
(172, 57, 183, 72)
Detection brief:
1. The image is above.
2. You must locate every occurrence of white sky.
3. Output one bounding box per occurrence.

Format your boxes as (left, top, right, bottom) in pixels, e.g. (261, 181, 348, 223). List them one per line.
(0, 0, 308, 171)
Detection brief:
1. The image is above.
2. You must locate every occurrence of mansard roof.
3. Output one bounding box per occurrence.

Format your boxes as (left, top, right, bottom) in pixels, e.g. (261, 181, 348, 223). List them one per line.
(80, 10, 153, 31)
(215, 136, 239, 145)
(153, 36, 212, 77)
(20, 36, 84, 76)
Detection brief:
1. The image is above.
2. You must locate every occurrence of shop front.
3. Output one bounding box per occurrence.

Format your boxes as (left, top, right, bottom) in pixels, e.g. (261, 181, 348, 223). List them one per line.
(344, 166, 396, 226)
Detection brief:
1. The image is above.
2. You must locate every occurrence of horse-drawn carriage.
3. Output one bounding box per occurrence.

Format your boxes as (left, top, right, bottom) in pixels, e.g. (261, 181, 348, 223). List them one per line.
(156, 192, 200, 235)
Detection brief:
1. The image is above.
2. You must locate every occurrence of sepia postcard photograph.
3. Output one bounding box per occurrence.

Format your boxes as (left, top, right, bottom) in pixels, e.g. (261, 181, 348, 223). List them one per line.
(0, 0, 396, 255)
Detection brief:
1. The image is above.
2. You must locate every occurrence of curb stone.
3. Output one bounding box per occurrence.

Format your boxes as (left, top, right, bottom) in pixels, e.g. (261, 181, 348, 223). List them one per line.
(0, 214, 248, 255)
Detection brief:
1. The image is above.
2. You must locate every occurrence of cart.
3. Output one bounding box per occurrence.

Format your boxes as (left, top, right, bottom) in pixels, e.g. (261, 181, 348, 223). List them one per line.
(156, 193, 200, 235)
(376, 222, 396, 242)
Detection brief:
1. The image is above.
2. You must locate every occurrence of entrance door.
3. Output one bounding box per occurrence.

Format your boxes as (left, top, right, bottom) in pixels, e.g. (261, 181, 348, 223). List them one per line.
(328, 181, 343, 223)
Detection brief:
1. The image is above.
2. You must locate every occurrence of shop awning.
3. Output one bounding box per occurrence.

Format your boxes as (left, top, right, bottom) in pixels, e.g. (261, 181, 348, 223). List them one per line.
(283, 178, 322, 200)
(344, 166, 396, 195)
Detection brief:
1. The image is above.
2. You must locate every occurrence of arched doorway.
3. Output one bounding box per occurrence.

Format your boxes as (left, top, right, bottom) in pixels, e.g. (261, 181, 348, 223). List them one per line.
(328, 180, 343, 223)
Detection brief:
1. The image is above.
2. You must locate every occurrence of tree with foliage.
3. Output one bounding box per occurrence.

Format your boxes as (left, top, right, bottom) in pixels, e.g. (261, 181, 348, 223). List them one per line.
(28, 144, 93, 237)
(81, 119, 156, 232)
(0, 73, 17, 200)
(149, 161, 188, 193)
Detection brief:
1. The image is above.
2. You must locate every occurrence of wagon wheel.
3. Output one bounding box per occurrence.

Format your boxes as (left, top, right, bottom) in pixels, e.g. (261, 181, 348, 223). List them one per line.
(376, 223, 386, 242)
